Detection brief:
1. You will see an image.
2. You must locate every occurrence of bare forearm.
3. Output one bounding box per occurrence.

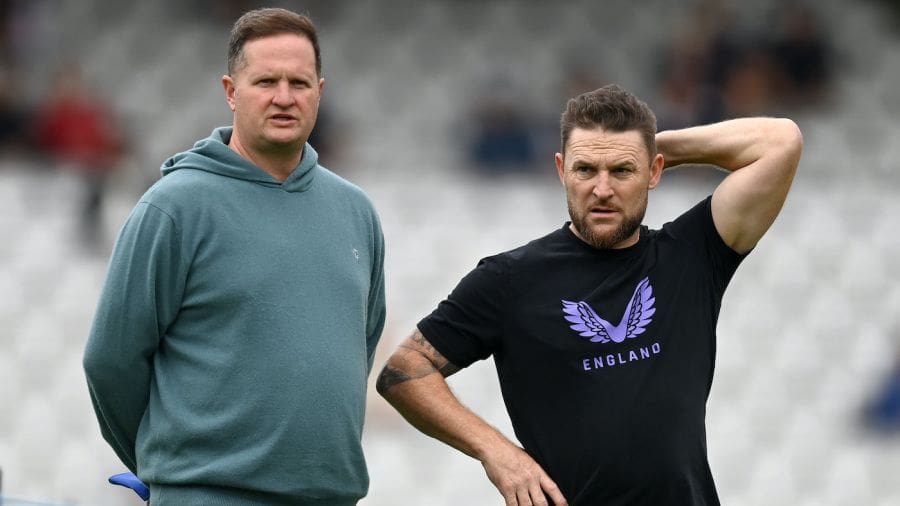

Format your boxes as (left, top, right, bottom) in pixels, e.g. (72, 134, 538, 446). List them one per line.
(377, 330, 570, 505)
(376, 332, 509, 460)
(379, 366, 510, 460)
(657, 117, 801, 171)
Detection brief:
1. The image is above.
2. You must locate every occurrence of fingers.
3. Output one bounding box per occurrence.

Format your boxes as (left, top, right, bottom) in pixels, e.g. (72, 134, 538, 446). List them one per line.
(496, 473, 539, 506)
(516, 487, 533, 506)
(484, 443, 569, 506)
(527, 481, 548, 506)
(498, 471, 563, 506)
(508, 484, 561, 506)
(540, 473, 569, 506)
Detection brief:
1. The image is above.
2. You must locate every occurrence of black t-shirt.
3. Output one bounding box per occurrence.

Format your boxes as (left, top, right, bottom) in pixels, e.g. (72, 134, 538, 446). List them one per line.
(418, 197, 745, 506)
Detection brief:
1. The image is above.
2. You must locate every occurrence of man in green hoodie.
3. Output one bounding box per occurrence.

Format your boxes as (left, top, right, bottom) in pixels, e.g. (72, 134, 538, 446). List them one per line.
(83, 8, 386, 505)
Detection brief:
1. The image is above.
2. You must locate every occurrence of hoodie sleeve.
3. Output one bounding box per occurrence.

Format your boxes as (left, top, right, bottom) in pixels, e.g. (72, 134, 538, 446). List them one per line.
(83, 201, 187, 472)
(365, 213, 386, 374)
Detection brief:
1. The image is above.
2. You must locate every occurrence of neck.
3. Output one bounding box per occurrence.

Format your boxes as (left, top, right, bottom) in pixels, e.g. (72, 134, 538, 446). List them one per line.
(227, 132, 304, 182)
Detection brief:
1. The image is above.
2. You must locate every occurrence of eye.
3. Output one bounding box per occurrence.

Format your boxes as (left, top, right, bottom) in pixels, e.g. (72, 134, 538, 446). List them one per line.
(612, 166, 635, 177)
(291, 79, 311, 89)
(573, 165, 595, 179)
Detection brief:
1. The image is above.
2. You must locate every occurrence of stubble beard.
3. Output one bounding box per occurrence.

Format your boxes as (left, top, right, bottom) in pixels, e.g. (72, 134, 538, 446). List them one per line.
(567, 192, 647, 250)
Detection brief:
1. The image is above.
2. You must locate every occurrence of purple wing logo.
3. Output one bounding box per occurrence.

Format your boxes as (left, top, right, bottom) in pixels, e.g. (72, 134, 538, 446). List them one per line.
(561, 277, 656, 343)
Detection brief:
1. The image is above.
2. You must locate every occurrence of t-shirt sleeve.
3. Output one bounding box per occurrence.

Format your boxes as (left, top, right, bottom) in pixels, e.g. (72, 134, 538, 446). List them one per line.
(417, 254, 509, 368)
(664, 195, 746, 291)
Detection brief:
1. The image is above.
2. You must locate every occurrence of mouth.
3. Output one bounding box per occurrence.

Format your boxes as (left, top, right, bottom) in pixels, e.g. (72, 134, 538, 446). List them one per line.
(268, 114, 298, 125)
(589, 206, 619, 218)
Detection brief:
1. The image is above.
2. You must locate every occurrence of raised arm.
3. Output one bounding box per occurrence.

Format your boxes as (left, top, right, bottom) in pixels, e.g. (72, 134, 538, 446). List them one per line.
(376, 329, 568, 506)
(656, 117, 803, 254)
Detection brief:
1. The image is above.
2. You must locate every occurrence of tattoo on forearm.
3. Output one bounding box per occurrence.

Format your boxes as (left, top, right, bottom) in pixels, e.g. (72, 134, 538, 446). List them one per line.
(409, 330, 458, 371)
(439, 362, 460, 376)
(410, 330, 435, 353)
(376, 366, 414, 395)
(376, 331, 462, 395)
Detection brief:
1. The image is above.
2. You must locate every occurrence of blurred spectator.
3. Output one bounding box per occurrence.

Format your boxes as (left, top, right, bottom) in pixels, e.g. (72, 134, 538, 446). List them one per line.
(654, 28, 712, 130)
(32, 66, 125, 250)
(863, 348, 900, 434)
(0, 0, 11, 60)
(466, 76, 538, 176)
(0, 68, 28, 154)
(654, 0, 736, 128)
(540, 65, 609, 163)
(875, 0, 900, 28)
(470, 103, 536, 174)
(560, 66, 605, 100)
(0, 1, 28, 154)
(307, 102, 336, 167)
(768, 1, 833, 109)
(655, 0, 832, 128)
(718, 47, 779, 118)
(183, 0, 260, 25)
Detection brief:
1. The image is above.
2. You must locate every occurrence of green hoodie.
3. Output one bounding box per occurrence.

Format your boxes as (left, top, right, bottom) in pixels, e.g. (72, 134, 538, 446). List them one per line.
(84, 127, 386, 505)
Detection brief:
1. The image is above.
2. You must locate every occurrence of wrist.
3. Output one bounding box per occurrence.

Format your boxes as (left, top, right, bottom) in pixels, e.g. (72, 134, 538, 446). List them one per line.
(470, 428, 514, 463)
(656, 130, 689, 168)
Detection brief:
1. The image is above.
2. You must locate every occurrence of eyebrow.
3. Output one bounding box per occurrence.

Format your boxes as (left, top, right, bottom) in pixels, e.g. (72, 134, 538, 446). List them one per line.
(250, 70, 316, 80)
(570, 157, 638, 168)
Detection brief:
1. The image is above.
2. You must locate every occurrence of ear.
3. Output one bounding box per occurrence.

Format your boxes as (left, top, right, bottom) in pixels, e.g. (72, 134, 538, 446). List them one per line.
(314, 77, 325, 107)
(648, 153, 664, 189)
(555, 152, 566, 185)
(222, 74, 237, 111)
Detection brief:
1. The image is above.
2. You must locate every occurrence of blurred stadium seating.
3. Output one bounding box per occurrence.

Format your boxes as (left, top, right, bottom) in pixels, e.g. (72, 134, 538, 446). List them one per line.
(2, 0, 900, 504)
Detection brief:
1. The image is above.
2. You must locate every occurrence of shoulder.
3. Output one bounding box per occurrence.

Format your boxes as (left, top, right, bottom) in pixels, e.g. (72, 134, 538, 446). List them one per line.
(315, 166, 370, 199)
(653, 196, 745, 268)
(316, 166, 381, 216)
(478, 226, 568, 274)
(505, 226, 576, 263)
(653, 196, 714, 242)
(129, 169, 227, 231)
(141, 169, 213, 208)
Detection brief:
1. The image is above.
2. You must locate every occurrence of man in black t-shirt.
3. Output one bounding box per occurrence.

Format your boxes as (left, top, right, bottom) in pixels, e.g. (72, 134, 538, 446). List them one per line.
(376, 84, 802, 506)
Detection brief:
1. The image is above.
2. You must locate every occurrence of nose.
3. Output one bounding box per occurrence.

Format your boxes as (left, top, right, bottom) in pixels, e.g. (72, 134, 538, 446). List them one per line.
(592, 173, 614, 199)
(272, 81, 293, 107)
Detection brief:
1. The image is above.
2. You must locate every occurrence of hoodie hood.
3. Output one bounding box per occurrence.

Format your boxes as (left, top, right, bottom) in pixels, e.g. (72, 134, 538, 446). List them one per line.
(160, 127, 318, 193)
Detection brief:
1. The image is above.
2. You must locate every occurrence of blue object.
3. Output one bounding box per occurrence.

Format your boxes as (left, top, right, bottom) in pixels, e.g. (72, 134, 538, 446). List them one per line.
(863, 371, 900, 433)
(108, 472, 150, 501)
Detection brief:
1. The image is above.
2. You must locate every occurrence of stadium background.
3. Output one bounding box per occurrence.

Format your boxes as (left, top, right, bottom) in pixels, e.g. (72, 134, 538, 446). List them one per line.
(2, 0, 900, 504)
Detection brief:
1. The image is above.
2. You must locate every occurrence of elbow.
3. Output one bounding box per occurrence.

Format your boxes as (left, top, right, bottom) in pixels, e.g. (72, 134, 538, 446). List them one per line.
(781, 118, 803, 149)
(83, 355, 118, 392)
(375, 349, 429, 401)
(82, 349, 104, 382)
(775, 118, 804, 166)
(83, 339, 119, 380)
(374, 366, 389, 399)
(83, 344, 144, 387)
(375, 363, 402, 400)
